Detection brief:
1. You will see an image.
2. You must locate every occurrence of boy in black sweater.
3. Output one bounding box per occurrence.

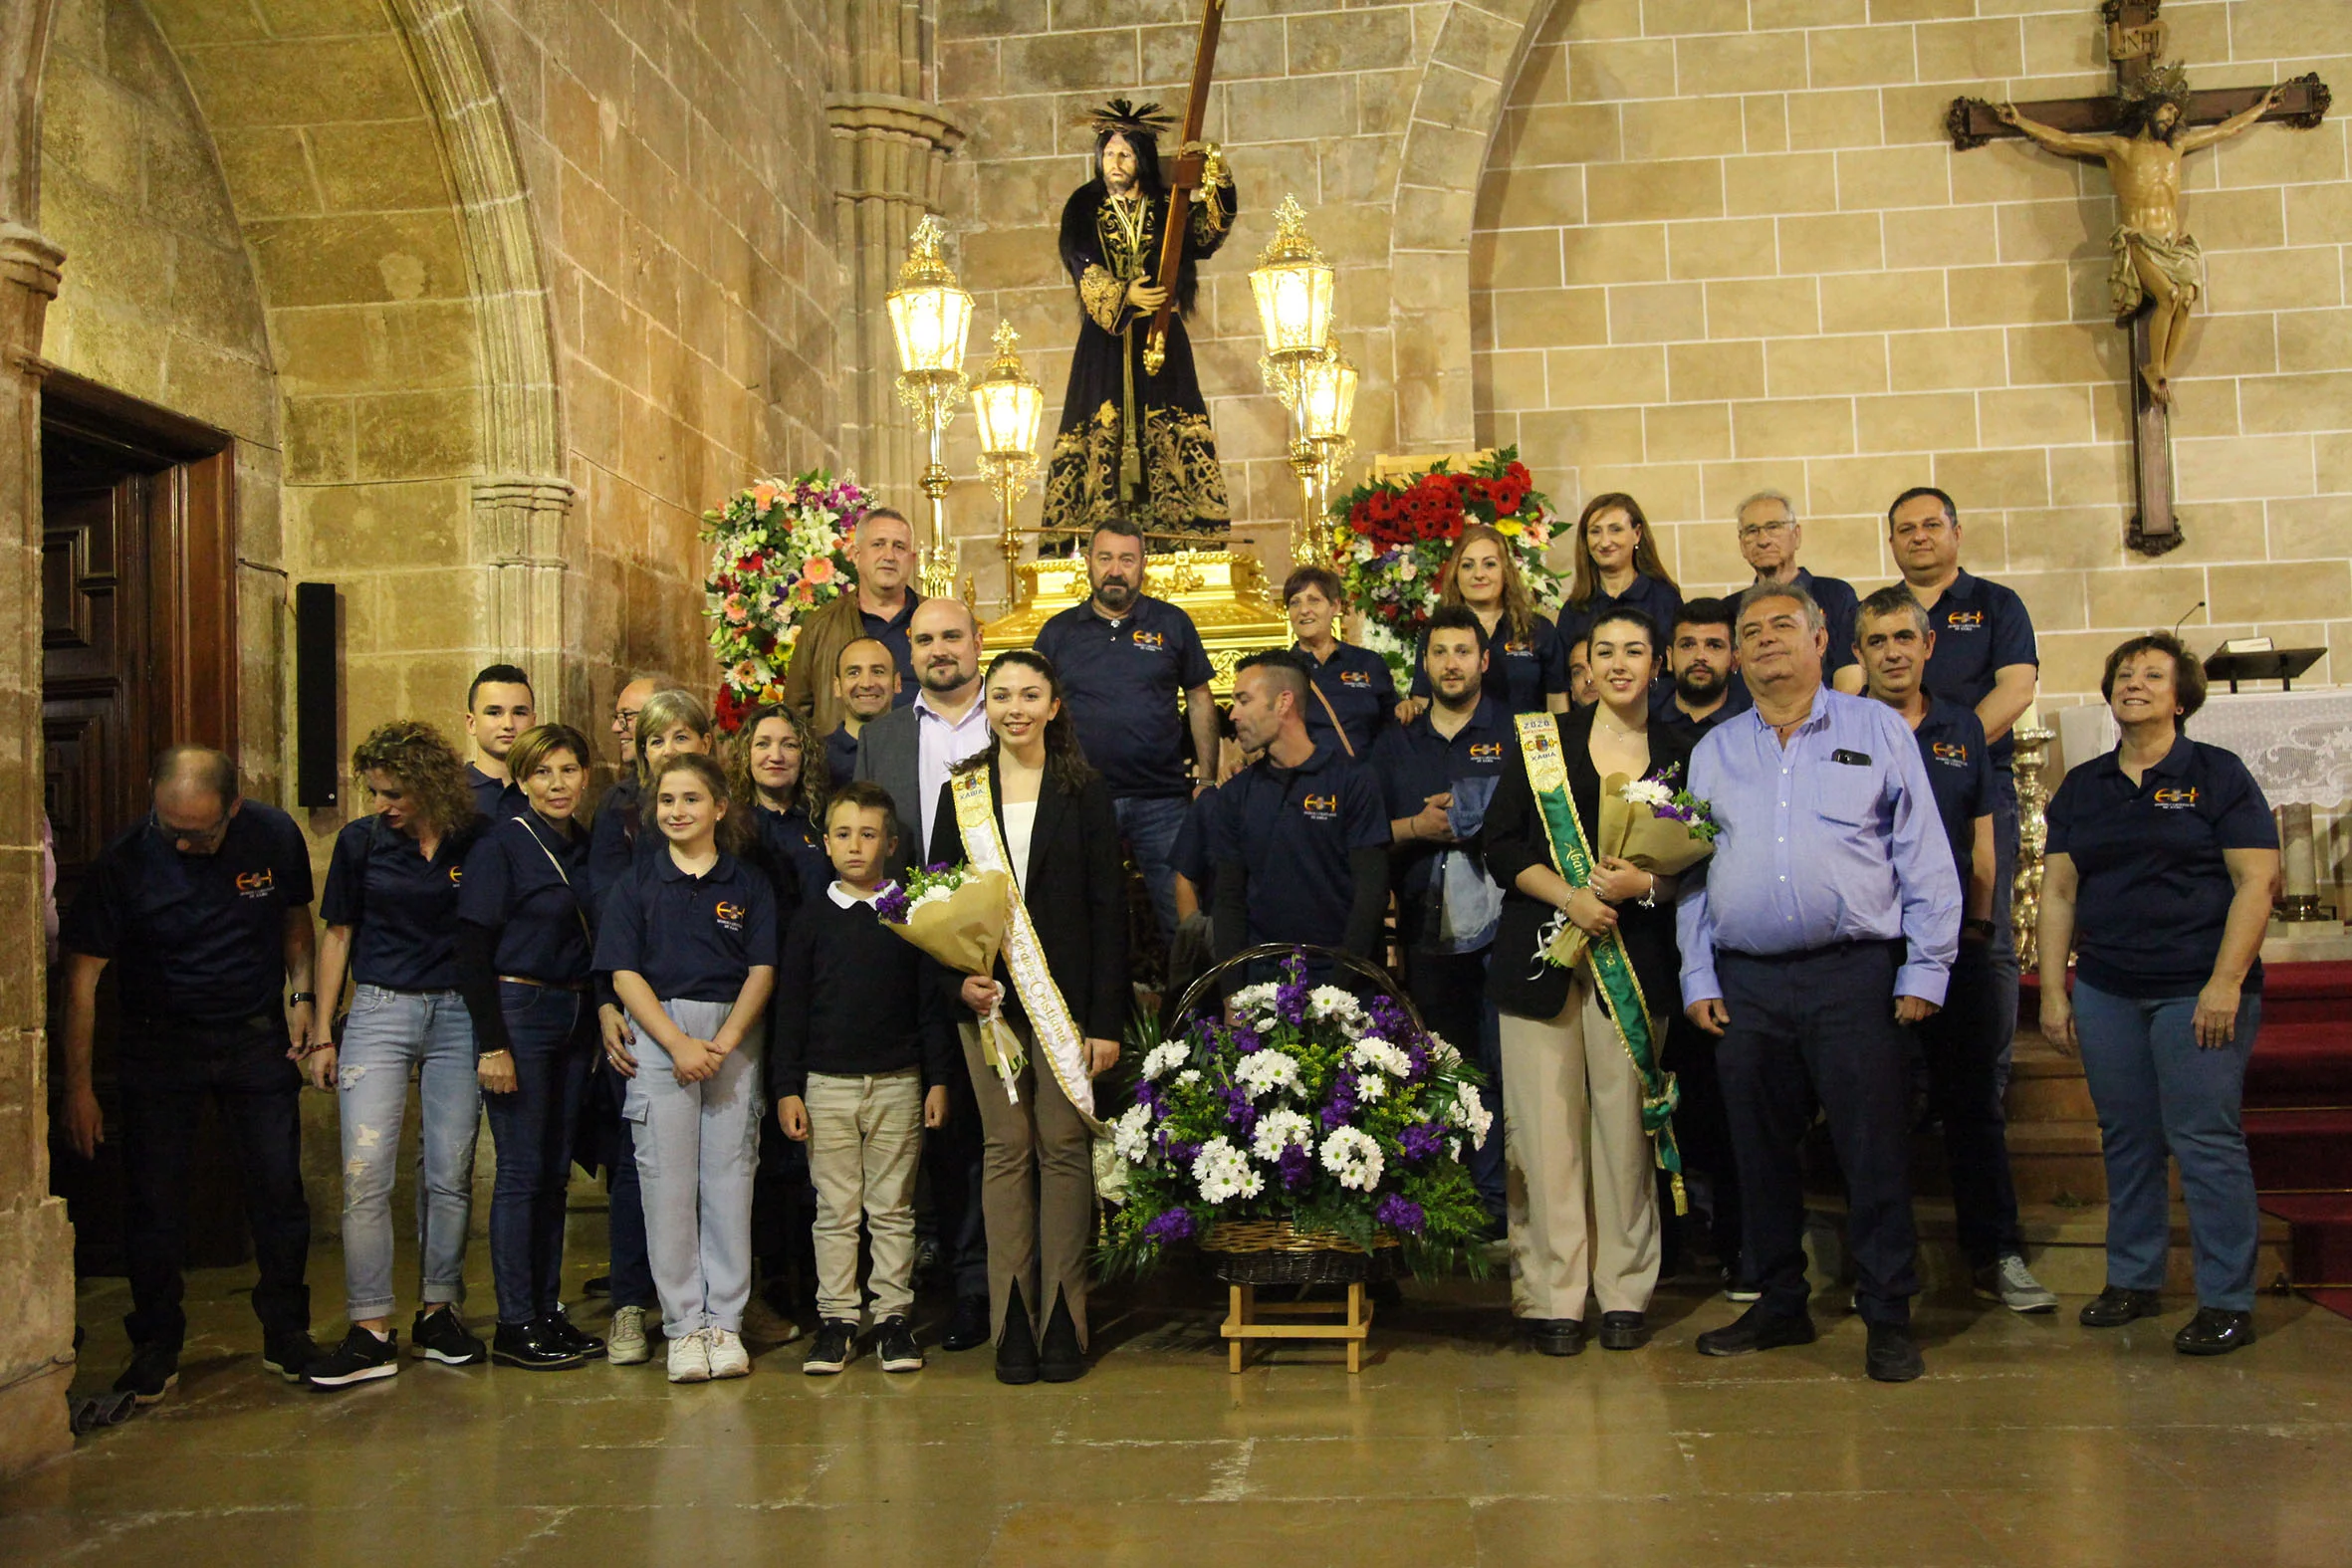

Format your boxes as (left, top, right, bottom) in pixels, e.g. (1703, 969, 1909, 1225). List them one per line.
(773, 782, 955, 1375)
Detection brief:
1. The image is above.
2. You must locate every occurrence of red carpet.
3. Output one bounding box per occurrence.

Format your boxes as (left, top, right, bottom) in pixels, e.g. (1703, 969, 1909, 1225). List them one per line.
(2244, 962, 2352, 1319)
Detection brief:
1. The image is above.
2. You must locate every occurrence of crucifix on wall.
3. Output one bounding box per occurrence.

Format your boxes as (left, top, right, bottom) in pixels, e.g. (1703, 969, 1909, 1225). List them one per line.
(1948, 2, 2329, 556)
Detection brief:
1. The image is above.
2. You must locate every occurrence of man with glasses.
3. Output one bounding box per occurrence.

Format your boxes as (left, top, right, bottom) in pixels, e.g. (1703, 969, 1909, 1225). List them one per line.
(782, 508, 925, 735)
(609, 674, 658, 769)
(1888, 486, 2039, 1090)
(1737, 490, 1861, 696)
(59, 747, 321, 1403)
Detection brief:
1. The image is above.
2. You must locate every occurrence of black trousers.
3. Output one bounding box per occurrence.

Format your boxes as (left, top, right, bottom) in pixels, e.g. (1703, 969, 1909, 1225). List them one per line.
(1403, 944, 1505, 1219)
(118, 1012, 312, 1351)
(1662, 1014, 1744, 1277)
(1717, 941, 1919, 1327)
(1917, 940, 2023, 1267)
(921, 1052, 990, 1302)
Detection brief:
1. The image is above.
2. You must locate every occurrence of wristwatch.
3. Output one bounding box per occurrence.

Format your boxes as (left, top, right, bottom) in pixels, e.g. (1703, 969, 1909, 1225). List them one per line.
(1962, 917, 1996, 940)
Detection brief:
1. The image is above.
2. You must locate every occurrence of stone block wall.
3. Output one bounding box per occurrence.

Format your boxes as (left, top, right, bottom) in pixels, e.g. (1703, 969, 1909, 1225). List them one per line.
(1474, 0, 2352, 703)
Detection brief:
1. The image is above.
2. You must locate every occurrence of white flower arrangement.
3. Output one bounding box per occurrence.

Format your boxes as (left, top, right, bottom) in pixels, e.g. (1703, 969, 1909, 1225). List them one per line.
(1250, 1108, 1313, 1164)
(1347, 1038, 1414, 1079)
(1233, 1048, 1303, 1099)
(1227, 982, 1278, 1014)
(1112, 1102, 1154, 1166)
(1620, 777, 1676, 810)
(1192, 1137, 1264, 1204)
(1307, 985, 1363, 1022)
(1319, 1126, 1385, 1192)
(1140, 1042, 1190, 1082)
(1445, 1087, 1495, 1151)
(1354, 1073, 1386, 1102)
(1176, 1068, 1203, 1086)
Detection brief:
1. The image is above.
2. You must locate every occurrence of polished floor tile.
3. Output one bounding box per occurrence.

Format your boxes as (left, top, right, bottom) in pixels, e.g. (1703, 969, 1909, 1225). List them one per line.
(7, 1244, 2348, 1567)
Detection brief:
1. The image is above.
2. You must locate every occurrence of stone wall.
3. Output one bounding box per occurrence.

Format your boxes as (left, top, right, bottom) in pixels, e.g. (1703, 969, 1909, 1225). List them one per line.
(1473, 0, 2351, 702)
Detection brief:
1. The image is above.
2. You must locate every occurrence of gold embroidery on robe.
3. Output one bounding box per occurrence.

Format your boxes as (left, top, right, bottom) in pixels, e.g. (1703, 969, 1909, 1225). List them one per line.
(1078, 264, 1127, 334)
(1045, 401, 1230, 540)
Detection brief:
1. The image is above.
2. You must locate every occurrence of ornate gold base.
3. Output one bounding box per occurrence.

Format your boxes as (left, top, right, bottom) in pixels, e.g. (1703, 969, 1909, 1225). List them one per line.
(981, 549, 1290, 696)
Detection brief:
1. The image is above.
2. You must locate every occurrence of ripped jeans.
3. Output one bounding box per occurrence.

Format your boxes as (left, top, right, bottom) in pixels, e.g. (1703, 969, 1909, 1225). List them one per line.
(337, 985, 480, 1320)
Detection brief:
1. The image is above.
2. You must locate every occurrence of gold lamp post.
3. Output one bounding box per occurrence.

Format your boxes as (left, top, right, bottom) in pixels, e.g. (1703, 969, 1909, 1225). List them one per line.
(1292, 342, 1357, 566)
(885, 215, 974, 599)
(1249, 195, 1340, 565)
(969, 320, 1045, 604)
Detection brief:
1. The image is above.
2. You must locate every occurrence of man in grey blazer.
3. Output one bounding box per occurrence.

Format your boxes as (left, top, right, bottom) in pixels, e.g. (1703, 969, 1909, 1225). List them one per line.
(849, 594, 994, 1350)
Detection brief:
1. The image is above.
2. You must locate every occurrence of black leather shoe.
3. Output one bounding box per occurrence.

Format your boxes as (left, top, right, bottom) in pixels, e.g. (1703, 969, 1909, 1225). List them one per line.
(1039, 1288, 1086, 1383)
(1524, 1317, 1583, 1357)
(941, 1294, 991, 1353)
(2078, 1285, 2165, 1328)
(996, 1283, 1041, 1386)
(543, 1310, 605, 1359)
(1864, 1321, 1925, 1383)
(1597, 1311, 1648, 1351)
(1695, 1304, 1818, 1358)
(492, 1320, 587, 1370)
(2174, 1306, 2255, 1357)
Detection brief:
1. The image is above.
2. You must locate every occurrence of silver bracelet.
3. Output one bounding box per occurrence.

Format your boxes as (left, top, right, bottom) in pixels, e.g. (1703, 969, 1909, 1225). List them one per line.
(1637, 875, 1659, 909)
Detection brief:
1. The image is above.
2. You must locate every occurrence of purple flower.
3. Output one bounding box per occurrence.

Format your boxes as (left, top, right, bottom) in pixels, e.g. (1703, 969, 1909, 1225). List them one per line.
(1220, 1086, 1258, 1136)
(1142, 1208, 1197, 1243)
(1319, 1074, 1359, 1131)
(1400, 1121, 1446, 1161)
(1230, 1023, 1263, 1055)
(874, 883, 909, 924)
(1405, 1042, 1430, 1081)
(1374, 1193, 1426, 1234)
(1278, 1143, 1313, 1190)
(1166, 1139, 1203, 1166)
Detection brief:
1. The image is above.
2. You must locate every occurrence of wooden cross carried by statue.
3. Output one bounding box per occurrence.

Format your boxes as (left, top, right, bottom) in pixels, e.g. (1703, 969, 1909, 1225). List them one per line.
(1948, 1, 2329, 556)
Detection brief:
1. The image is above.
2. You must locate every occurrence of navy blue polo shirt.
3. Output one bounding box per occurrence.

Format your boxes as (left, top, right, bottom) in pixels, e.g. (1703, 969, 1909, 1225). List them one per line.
(63, 800, 315, 1021)
(824, 723, 860, 790)
(862, 593, 922, 708)
(1171, 785, 1222, 906)
(1558, 572, 1684, 659)
(1907, 697, 1994, 887)
(1369, 694, 1512, 905)
(1297, 640, 1396, 758)
(1651, 680, 1753, 751)
(2046, 736, 2277, 999)
(1411, 610, 1565, 715)
(756, 800, 832, 912)
(1765, 567, 1859, 679)
(1918, 568, 2037, 770)
(593, 849, 779, 1004)
(457, 813, 593, 985)
(465, 762, 528, 823)
(587, 774, 642, 920)
(321, 813, 480, 991)
(1209, 744, 1390, 948)
(1033, 594, 1215, 797)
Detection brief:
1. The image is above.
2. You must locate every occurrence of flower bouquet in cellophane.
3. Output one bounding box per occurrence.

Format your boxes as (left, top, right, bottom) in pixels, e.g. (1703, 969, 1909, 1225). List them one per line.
(1545, 765, 1720, 972)
(874, 863, 1030, 1087)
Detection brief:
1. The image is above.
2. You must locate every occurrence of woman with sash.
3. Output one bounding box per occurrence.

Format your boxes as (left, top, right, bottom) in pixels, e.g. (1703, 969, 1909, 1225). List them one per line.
(1482, 607, 1691, 1358)
(927, 649, 1127, 1385)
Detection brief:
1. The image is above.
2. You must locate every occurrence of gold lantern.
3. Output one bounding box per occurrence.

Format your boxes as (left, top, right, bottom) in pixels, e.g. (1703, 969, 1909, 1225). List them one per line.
(969, 320, 1047, 606)
(1289, 342, 1358, 566)
(1250, 197, 1349, 565)
(885, 215, 974, 599)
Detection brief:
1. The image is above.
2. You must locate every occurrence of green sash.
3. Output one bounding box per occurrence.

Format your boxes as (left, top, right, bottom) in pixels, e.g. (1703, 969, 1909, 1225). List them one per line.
(1513, 712, 1686, 1212)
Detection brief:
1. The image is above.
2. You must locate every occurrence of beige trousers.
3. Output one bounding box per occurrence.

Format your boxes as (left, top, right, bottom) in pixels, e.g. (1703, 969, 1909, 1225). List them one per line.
(1499, 972, 1661, 1322)
(805, 1067, 924, 1323)
(961, 1018, 1095, 1349)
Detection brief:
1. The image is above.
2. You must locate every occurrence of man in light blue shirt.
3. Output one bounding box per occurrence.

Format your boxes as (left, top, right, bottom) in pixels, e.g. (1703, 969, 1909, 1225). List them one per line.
(1677, 579, 1961, 1383)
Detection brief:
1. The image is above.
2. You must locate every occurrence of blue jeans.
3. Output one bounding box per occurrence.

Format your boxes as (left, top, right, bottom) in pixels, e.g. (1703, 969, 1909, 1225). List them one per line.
(626, 1000, 762, 1338)
(336, 986, 480, 1320)
(2072, 981, 2262, 1311)
(1114, 792, 1188, 948)
(482, 983, 594, 1325)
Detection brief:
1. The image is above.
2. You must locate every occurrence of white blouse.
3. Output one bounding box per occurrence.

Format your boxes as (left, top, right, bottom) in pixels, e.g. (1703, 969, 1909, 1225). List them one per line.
(1002, 800, 1038, 893)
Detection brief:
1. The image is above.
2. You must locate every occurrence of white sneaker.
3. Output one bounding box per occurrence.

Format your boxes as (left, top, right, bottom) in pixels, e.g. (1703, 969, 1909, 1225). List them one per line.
(607, 1305, 651, 1366)
(706, 1328, 752, 1379)
(1977, 1253, 2060, 1315)
(666, 1329, 712, 1384)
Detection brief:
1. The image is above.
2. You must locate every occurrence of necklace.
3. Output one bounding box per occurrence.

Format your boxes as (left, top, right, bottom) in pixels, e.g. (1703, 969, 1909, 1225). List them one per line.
(1595, 708, 1645, 742)
(1106, 192, 1147, 265)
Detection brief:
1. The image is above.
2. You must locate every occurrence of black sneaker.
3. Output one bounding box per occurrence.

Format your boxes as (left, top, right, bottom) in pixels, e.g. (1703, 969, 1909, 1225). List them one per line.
(1864, 1321, 1926, 1383)
(803, 1319, 857, 1376)
(410, 1307, 487, 1366)
(874, 1316, 924, 1373)
(543, 1309, 606, 1359)
(304, 1325, 399, 1389)
(261, 1331, 319, 1383)
(492, 1320, 588, 1370)
(113, 1343, 179, 1405)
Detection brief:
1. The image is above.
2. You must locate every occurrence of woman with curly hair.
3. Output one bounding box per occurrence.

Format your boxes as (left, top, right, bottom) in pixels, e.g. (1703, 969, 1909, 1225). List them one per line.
(1402, 523, 1570, 719)
(1558, 492, 1682, 656)
(729, 701, 831, 912)
(303, 721, 489, 1388)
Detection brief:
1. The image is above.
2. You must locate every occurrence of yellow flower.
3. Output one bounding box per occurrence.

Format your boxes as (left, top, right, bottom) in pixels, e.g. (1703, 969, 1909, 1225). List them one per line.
(1495, 519, 1523, 537)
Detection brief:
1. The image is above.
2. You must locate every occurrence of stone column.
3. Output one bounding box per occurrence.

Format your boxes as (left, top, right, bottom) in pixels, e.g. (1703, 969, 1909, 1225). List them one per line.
(0, 219, 74, 1477)
(827, 0, 965, 502)
(473, 477, 578, 717)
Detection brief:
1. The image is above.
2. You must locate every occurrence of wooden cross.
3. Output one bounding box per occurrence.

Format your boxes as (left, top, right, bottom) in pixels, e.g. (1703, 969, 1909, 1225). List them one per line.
(1143, 0, 1226, 378)
(1948, 2, 2329, 556)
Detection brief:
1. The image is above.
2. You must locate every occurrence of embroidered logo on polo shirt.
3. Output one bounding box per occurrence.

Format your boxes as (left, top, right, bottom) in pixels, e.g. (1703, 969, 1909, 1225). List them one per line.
(1503, 639, 1533, 656)
(2152, 786, 2200, 808)
(233, 868, 276, 897)
(447, 866, 464, 886)
(1130, 629, 1166, 651)
(714, 900, 746, 931)
(1339, 670, 1372, 688)
(1468, 742, 1505, 762)
(1930, 741, 1970, 767)
(1300, 793, 1339, 821)
(1944, 610, 1986, 630)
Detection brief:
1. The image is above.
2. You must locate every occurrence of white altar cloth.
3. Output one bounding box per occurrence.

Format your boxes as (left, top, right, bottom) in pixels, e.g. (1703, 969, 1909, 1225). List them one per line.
(2054, 689, 2352, 808)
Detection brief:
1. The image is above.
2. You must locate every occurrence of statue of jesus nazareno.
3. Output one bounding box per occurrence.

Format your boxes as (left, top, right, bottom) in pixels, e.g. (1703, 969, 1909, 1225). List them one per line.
(1041, 99, 1240, 548)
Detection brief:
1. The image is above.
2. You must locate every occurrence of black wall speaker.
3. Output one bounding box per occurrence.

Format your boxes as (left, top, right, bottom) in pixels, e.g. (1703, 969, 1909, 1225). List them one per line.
(295, 581, 339, 807)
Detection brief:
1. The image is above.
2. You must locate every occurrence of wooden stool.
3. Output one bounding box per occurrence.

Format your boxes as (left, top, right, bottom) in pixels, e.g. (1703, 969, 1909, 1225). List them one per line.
(1221, 1282, 1373, 1373)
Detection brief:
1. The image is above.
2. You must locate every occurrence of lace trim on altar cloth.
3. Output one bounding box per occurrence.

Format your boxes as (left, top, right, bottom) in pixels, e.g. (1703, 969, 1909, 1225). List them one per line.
(1078, 264, 1127, 334)
(1044, 400, 1231, 540)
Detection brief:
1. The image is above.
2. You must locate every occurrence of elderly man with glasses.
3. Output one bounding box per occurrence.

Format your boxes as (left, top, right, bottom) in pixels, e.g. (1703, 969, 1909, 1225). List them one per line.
(1735, 490, 1863, 696)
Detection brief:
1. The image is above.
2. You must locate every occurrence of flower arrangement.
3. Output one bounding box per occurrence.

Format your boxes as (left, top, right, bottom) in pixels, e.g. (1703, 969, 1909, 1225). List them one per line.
(1101, 954, 1494, 1275)
(1541, 764, 1722, 973)
(1329, 445, 1562, 681)
(872, 861, 989, 928)
(1619, 764, 1721, 844)
(702, 470, 874, 731)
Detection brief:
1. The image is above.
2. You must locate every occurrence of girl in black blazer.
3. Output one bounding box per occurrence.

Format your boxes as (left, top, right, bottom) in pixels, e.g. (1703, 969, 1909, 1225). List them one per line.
(1482, 608, 1692, 1357)
(928, 649, 1127, 1386)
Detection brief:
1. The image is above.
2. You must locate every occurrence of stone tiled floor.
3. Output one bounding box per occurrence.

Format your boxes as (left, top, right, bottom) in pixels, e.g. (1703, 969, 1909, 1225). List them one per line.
(7, 1238, 2350, 1568)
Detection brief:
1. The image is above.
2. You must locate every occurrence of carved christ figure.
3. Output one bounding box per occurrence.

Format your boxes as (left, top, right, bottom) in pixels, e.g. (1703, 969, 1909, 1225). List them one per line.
(1997, 75, 2285, 403)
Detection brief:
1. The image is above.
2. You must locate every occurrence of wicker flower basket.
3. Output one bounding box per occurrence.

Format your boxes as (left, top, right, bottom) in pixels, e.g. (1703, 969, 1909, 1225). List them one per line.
(1173, 944, 1425, 1287)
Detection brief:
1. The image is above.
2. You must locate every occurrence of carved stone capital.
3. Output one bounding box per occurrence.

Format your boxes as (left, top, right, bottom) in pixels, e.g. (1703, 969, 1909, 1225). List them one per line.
(471, 475, 576, 563)
(823, 92, 968, 154)
(0, 223, 63, 371)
